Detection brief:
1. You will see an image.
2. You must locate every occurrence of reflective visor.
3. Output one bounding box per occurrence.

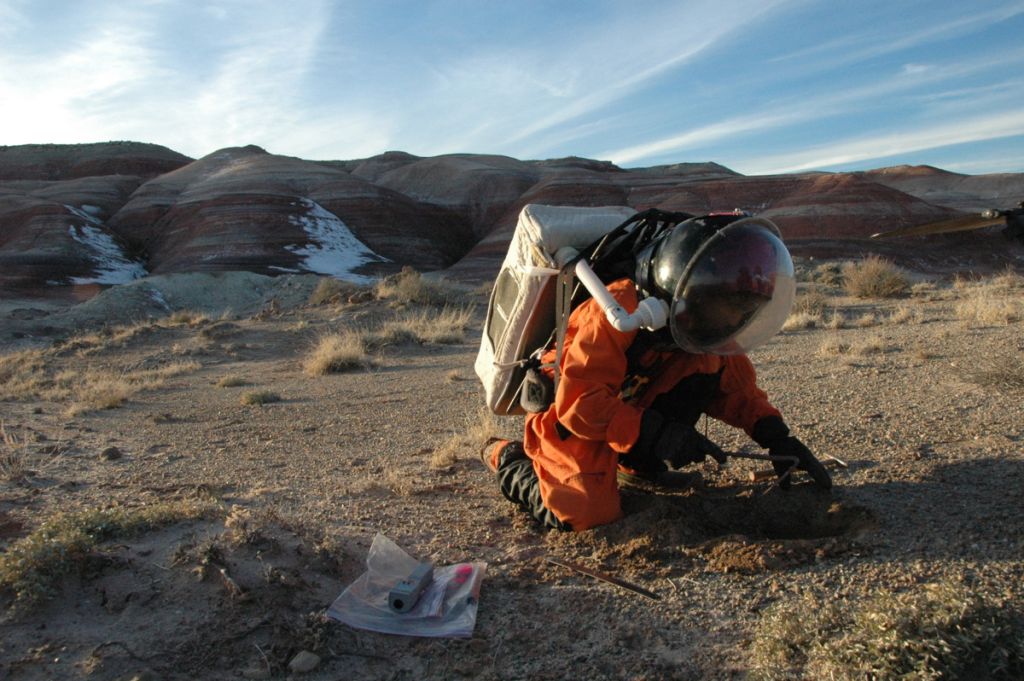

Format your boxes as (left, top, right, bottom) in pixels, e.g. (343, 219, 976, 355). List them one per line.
(668, 219, 795, 354)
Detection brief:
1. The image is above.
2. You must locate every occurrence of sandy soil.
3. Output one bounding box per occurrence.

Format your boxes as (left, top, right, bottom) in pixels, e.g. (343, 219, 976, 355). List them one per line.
(0, 268, 1022, 680)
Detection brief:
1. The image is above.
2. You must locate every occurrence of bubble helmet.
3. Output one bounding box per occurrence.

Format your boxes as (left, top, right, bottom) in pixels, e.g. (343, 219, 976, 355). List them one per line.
(635, 216, 796, 355)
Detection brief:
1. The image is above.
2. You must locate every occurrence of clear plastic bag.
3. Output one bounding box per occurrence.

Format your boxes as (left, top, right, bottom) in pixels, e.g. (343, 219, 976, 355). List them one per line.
(326, 533, 486, 638)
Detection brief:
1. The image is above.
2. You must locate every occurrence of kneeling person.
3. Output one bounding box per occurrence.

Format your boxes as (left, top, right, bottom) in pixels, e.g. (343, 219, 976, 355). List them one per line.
(482, 215, 831, 531)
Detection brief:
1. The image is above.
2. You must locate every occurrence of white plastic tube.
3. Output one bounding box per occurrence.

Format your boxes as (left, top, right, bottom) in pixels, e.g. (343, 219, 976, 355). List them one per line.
(574, 260, 668, 332)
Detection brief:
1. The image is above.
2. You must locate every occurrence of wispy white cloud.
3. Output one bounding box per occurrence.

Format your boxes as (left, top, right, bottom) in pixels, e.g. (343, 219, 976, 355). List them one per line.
(0, 7, 164, 145)
(407, 0, 795, 156)
(738, 110, 1024, 174)
(769, 2, 1024, 68)
(603, 44, 1024, 166)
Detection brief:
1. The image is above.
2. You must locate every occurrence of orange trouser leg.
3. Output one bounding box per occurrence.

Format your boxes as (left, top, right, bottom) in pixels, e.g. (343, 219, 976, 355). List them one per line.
(534, 455, 622, 531)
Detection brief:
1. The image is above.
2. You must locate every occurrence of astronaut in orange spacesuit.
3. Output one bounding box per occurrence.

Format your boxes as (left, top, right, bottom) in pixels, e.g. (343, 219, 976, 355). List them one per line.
(482, 215, 832, 531)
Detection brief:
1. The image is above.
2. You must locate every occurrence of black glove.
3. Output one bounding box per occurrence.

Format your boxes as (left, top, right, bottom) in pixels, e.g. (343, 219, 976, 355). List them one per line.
(752, 416, 832, 490)
(631, 410, 725, 470)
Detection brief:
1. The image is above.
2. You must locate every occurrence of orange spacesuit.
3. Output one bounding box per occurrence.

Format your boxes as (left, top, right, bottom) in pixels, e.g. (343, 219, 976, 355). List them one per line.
(483, 214, 831, 531)
(521, 279, 781, 530)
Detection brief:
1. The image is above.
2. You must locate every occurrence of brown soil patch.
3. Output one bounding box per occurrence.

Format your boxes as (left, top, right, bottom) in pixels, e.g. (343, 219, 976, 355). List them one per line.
(1, 267, 1022, 680)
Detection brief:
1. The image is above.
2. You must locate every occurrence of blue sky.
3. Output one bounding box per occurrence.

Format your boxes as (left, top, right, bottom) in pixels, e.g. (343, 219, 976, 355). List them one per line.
(1, 0, 1022, 175)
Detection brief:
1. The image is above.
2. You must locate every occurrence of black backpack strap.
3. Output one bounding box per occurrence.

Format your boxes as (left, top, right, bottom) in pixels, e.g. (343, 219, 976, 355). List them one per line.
(552, 260, 575, 397)
(548, 208, 695, 402)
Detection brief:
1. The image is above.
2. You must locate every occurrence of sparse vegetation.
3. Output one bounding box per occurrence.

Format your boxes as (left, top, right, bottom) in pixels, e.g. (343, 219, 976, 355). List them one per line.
(374, 305, 475, 346)
(792, 288, 830, 316)
(818, 337, 850, 356)
(751, 581, 1024, 681)
(841, 256, 910, 298)
(240, 390, 281, 406)
(0, 422, 28, 481)
(303, 331, 372, 375)
(955, 286, 1022, 326)
(851, 334, 889, 355)
(990, 266, 1024, 291)
(308, 277, 356, 306)
(910, 280, 940, 299)
(824, 309, 846, 329)
(853, 312, 878, 328)
(810, 262, 843, 287)
(374, 267, 467, 306)
(0, 500, 217, 604)
(782, 312, 820, 332)
(216, 375, 249, 388)
(964, 346, 1024, 392)
(888, 304, 921, 324)
(0, 347, 200, 414)
(429, 409, 503, 470)
(165, 310, 210, 327)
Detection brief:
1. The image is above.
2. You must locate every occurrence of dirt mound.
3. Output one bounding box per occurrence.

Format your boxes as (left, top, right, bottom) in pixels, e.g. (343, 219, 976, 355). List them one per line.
(546, 483, 876, 580)
(0, 503, 355, 680)
(2, 272, 325, 348)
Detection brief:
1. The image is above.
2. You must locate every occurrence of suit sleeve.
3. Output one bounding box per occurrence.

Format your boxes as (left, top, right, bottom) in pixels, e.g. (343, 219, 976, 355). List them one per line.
(706, 354, 781, 436)
(554, 288, 644, 453)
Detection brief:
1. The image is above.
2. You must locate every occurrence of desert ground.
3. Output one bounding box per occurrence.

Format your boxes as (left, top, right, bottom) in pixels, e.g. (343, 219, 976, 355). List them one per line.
(1, 262, 1022, 680)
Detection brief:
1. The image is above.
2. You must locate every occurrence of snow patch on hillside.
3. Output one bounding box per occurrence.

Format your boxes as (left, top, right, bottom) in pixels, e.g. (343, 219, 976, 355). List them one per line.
(285, 198, 388, 284)
(65, 205, 148, 285)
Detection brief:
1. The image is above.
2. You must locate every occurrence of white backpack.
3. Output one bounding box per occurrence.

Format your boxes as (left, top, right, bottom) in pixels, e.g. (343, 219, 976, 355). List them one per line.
(475, 204, 638, 415)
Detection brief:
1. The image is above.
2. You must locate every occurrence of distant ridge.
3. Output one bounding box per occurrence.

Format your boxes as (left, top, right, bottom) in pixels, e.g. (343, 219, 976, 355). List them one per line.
(1, 140, 1020, 296)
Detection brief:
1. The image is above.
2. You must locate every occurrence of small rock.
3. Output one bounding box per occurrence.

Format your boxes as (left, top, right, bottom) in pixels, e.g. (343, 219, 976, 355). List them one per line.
(288, 650, 321, 674)
(99, 446, 122, 461)
(240, 667, 271, 680)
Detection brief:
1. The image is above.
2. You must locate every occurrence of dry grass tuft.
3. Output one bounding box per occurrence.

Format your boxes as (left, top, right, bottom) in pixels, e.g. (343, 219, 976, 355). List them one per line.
(990, 266, 1024, 291)
(429, 409, 504, 470)
(792, 288, 830, 316)
(164, 310, 210, 327)
(303, 331, 372, 376)
(240, 390, 281, 406)
(887, 304, 923, 324)
(62, 362, 200, 417)
(810, 262, 843, 287)
(841, 256, 910, 298)
(0, 500, 217, 604)
(751, 581, 1024, 680)
(910, 280, 938, 296)
(851, 334, 890, 356)
(374, 305, 475, 346)
(1, 422, 28, 481)
(783, 312, 820, 332)
(307, 277, 357, 306)
(823, 310, 846, 330)
(65, 378, 132, 416)
(853, 312, 878, 328)
(955, 286, 1023, 327)
(216, 375, 249, 388)
(374, 267, 468, 307)
(2, 344, 201, 415)
(818, 337, 850, 356)
(964, 347, 1024, 392)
